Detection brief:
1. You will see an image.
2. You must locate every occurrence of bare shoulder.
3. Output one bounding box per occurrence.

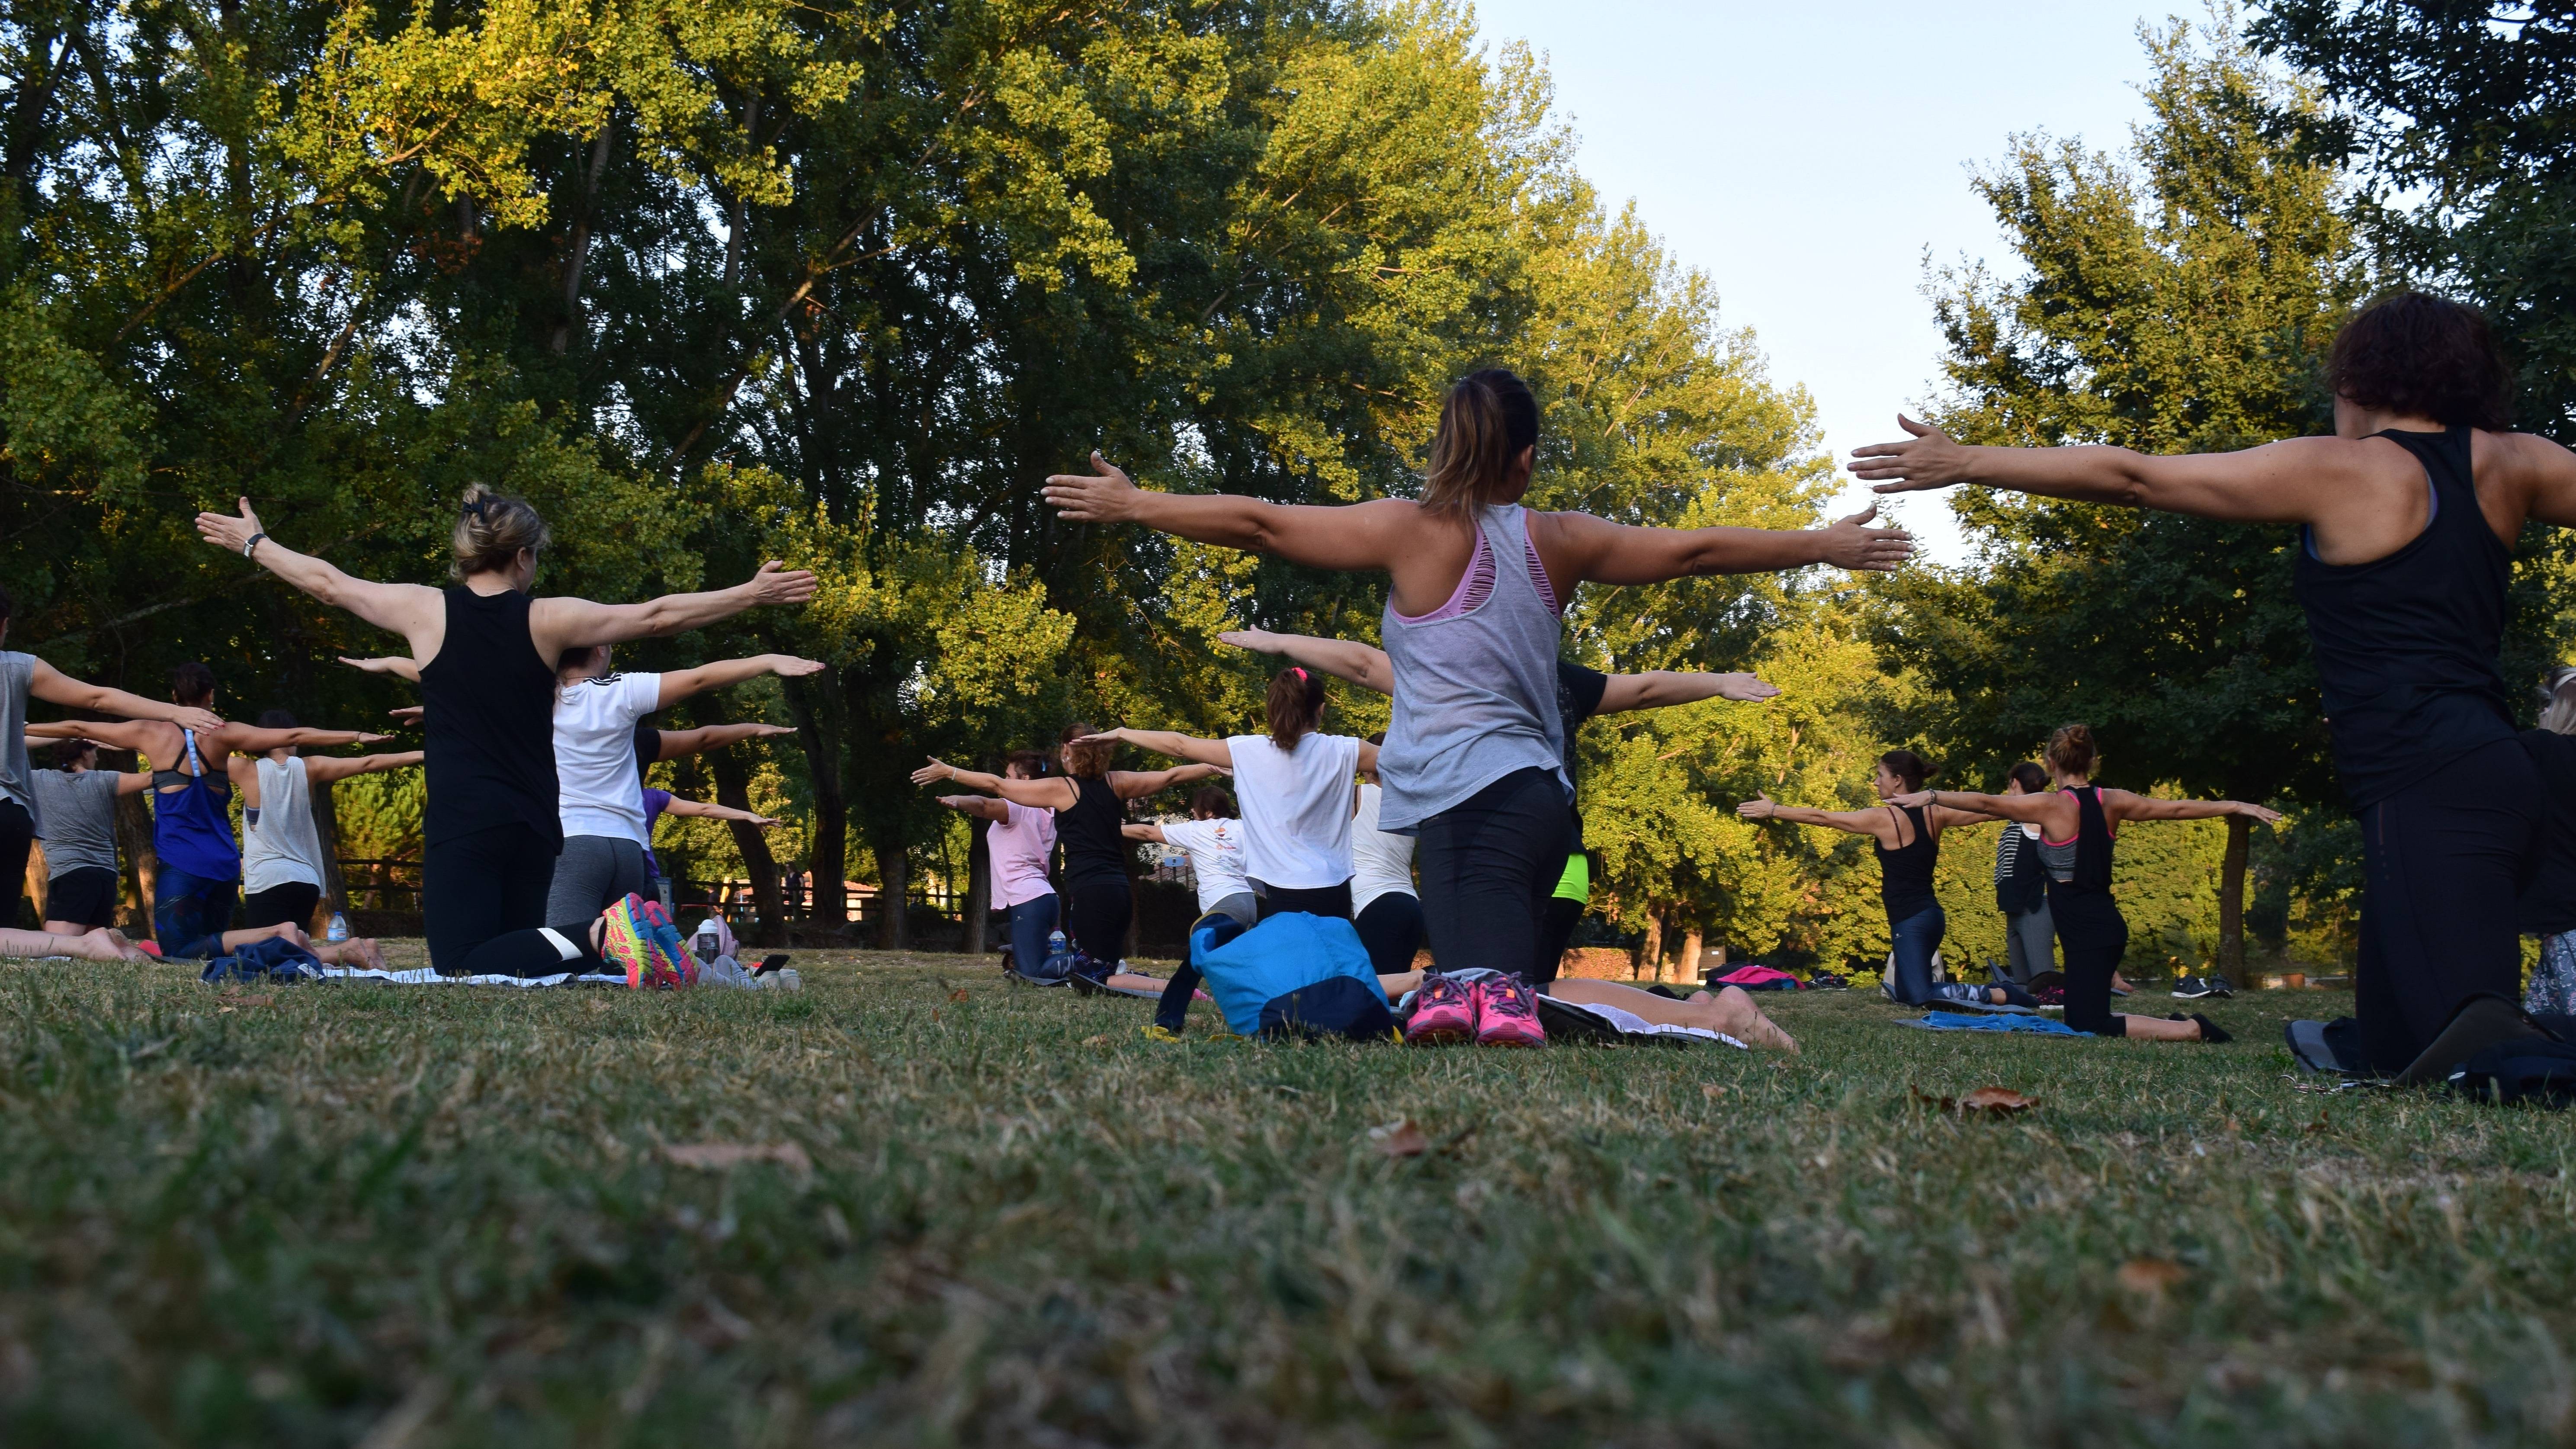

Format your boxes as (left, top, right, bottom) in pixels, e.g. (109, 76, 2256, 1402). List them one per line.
(2475, 428, 2576, 486)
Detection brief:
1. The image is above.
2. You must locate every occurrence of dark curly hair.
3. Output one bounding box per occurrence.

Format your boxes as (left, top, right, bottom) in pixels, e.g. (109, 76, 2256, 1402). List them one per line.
(2326, 291, 2513, 431)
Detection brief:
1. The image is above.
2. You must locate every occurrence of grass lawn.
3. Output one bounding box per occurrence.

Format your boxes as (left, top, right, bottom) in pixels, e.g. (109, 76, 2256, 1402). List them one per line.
(1, 946, 2570, 1448)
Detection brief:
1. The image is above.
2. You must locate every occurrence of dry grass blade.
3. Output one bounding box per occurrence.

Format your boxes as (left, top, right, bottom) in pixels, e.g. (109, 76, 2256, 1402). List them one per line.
(1912, 1086, 2039, 1115)
(663, 1142, 814, 1174)
(2117, 1258, 2189, 1294)
(1368, 1119, 1430, 1158)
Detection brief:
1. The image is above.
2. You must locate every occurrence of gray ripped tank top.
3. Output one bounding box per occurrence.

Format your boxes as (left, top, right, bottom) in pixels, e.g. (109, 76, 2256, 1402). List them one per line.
(1376, 504, 1570, 832)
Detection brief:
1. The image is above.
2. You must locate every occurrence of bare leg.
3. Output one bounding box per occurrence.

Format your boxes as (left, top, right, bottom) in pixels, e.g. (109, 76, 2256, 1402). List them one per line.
(1546, 979, 1800, 1053)
(2115, 1013, 2208, 1041)
(216, 921, 310, 955)
(1378, 969, 1423, 999)
(0, 927, 151, 963)
(309, 937, 388, 970)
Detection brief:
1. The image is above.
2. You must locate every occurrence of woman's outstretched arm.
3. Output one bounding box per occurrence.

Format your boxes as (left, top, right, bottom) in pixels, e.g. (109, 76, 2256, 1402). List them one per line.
(1045, 454, 1418, 572)
(1889, 787, 2060, 826)
(653, 723, 796, 760)
(1541, 504, 1915, 584)
(660, 797, 780, 826)
(303, 751, 426, 786)
(531, 563, 820, 658)
(198, 499, 445, 646)
(2103, 790, 2283, 826)
(24, 661, 225, 733)
(655, 655, 824, 709)
(1218, 630, 1395, 694)
(1735, 794, 1895, 839)
(338, 655, 421, 682)
(937, 794, 1011, 823)
(1848, 415, 2371, 524)
(1110, 762, 1225, 800)
(1596, 670, 1780, 711)
(1081, 728, 1232, 769)
(911, 758, 1079, 811)
(1121, 822, 1170, 843)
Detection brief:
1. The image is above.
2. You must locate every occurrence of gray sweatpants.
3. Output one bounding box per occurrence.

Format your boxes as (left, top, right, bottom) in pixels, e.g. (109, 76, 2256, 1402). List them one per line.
(2003, 902, 2057, 982)
(545, 834, 652, 925)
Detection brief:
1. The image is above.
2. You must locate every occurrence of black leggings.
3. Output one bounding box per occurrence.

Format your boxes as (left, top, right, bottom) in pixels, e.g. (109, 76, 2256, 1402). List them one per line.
(1355, 892, 1424, 976)
(1415, 766, 1574, 979)
(2355, 738, 2546, 1073)
(1254, 878, 1352, 921)
(424, 822, 600, 977)
(1536, 891, 1584, 986)
(0, 799, 31, 930)
(2050, 885, 2130, 1037)
(1065, 877, 1132, 965)
(242, 881, 321, 931)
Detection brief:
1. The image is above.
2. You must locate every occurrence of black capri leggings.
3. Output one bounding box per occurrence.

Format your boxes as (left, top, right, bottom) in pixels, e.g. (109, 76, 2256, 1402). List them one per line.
(2050, 884, 2130, 1038)
(1415, 766, 1573, 979)
(1355, 891, 1424, 976)
(1065, 877, 1132, 966)
(1254, 878, 1352, 921)
(424, 822, 603, 977)
(2354, 738, 2545, 1074)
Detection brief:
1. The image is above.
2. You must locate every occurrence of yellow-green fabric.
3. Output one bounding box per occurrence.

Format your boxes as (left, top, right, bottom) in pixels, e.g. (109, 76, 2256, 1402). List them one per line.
(1552, 851, 1588, 903)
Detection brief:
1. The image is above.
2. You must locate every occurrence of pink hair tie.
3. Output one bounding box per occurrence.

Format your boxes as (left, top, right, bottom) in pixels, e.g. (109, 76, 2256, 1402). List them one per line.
(1290, 667, 1307, 681)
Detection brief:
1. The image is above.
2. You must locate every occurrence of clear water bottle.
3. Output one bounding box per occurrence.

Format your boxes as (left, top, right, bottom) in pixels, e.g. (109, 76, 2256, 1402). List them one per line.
(1048, 929, 1067, 957)
(326, 912, 349, 942)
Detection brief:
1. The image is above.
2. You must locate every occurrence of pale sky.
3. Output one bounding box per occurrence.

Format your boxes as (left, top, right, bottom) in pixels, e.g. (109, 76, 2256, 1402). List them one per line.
(1468, 1, 2169, 562)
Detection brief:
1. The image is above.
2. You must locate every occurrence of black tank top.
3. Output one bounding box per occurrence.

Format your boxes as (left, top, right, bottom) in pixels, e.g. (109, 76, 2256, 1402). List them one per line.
(2046, 786, 2115, 897)
(1873, 803, 1938, 923)
(2292, 427, 2515, 808)
(1057, 776, 1128, 887)
(421, 586, 560, 848)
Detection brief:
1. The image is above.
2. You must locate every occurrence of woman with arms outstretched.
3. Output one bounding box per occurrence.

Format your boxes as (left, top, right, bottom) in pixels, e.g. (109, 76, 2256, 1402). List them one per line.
(1739, 750, 2018, 1009)
(912, 725, 1221, 972)
(1891, 725, 2279, 1042)
(1852, 291, 2574, 1074)
(197, 487, 816, 977)
(1046, 369, 1910, 981)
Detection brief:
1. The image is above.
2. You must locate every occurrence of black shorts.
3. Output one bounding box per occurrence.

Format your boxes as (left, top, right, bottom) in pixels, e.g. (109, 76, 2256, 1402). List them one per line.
(45, 867, 122, 929)
(243, 881, 323, 931)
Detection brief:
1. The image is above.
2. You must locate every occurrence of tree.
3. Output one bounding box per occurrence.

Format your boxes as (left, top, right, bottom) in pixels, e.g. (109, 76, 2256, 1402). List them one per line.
(1882, 15, 2364, 977)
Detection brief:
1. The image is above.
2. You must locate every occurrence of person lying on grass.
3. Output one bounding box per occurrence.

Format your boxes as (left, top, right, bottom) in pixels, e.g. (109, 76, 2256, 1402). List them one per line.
(1368, 967, 1800, 1052)
(0, 925, 155, 963)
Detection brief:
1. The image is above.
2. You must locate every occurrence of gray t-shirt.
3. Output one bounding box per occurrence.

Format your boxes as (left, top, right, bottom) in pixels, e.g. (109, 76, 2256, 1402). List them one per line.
(31, 767, 120, 875)
(0, 652, 32, 829)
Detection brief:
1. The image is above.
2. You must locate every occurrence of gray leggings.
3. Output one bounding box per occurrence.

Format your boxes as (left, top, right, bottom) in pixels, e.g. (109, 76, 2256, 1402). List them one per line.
(544, 834, 652, 925)
(2003, 901, 2057, 982)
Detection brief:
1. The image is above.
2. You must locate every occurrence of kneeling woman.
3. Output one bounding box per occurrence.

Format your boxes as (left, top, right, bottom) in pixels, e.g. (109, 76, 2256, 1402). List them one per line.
(1080, 667, 1380, 920)
(1894, 724, 2279, 1041)
(1738, 749, 2004, 1006)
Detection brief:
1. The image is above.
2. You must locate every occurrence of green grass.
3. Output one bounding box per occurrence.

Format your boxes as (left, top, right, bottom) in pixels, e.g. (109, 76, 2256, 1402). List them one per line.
(2, 950, 2573, 1448)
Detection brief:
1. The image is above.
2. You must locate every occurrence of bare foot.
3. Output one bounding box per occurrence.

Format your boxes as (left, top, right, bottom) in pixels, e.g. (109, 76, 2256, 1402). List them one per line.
(314, 937, 387, 970)
(1695, 985, 1800, 1054)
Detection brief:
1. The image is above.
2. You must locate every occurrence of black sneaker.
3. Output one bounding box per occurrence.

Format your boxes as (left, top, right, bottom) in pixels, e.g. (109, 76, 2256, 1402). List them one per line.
(2204, 976, 2236, 998)
(2172, 976, 2217, 999)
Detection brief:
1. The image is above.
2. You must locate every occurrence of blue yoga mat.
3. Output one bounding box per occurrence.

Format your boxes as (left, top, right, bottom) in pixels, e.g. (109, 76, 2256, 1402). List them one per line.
(1895, 1011, 2092, 1037)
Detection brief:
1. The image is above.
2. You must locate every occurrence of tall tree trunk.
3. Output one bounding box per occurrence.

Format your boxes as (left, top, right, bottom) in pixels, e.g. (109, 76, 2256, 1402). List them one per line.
(308, 778, 349, 929)
(706, 747, 786, 947)
(962, 818, 988, 955)
(1678, 929, 1704, 986)
(1635, 912, 1663, 981)
(723, 96, 759, 285)
(786, 671, 847, 932)
(115, 787, 155, 937)
(2218, 811, 2250, 980)
(552, 119, 615, 355)
(873, 835, 908, 950)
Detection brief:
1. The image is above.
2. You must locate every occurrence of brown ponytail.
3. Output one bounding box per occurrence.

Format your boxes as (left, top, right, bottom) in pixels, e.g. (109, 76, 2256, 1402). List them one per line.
(1422, 369, 1540, 520)
(2045, 723, 2097, 779)
(452, 483, 552, 582)
(1059, 722, 1114, 779)
(1266, 666, 1328, 751)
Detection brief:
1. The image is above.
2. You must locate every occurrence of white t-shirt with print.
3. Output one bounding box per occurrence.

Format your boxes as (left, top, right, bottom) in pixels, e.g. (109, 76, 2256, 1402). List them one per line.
(555, 672, 663, 843)
(1160, 816, 1251, 912)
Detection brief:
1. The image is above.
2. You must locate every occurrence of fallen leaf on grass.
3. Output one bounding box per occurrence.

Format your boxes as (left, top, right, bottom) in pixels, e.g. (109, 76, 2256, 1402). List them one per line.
(2117, 1258, 2188, 1294)
(1702, 1084, 1729, 1100)
(949, 989, 970, 1002)
(1912, 1086, 2039, 1115)
(1081, 1034, 1109, 1047)
(1369, 1119, 1430, 1158)
(663, 1142, 813, 1174)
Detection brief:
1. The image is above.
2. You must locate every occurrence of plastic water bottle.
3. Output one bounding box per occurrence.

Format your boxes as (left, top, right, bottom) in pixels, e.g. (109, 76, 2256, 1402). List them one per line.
(326, 912, 349, 942)
(1047, 929, 1067, 960)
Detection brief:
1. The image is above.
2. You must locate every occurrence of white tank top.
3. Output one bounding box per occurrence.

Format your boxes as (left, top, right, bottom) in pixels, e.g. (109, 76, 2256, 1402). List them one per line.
(1350, 783, 1417, 913)
(243, 756, 328, 893)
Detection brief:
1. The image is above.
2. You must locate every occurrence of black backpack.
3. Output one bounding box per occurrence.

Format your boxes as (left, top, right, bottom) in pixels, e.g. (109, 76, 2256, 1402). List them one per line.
(2450, 1038, 2576, 1108)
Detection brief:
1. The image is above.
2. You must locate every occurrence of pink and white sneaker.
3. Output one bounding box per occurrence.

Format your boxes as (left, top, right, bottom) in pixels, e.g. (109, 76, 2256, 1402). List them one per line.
(1473, 973, 1547, 1047)
(1403, 972, 1476, 1044)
